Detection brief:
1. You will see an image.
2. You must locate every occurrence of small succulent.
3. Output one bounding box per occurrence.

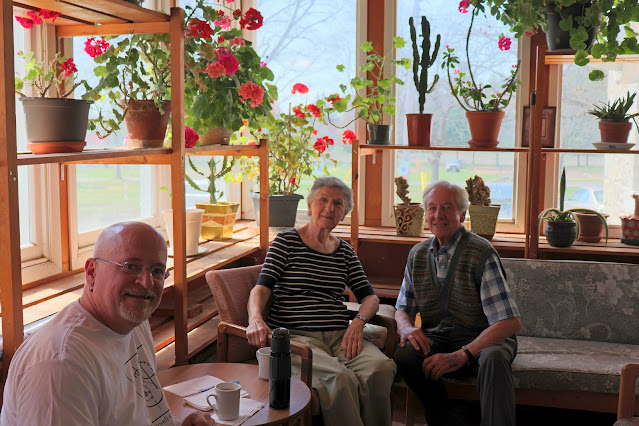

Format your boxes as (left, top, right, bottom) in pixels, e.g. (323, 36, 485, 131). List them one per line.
(588, 91, 639, 121)
(465, 175, 491, 206)
(395, 176, 412, 205)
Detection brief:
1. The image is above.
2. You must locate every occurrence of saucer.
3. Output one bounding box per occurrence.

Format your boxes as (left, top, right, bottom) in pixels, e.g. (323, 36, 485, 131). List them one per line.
(592, 142, 635, 151)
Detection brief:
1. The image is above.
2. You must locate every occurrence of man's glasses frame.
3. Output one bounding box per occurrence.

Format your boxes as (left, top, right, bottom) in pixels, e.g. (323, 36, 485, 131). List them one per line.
(93, 257, 170, 280)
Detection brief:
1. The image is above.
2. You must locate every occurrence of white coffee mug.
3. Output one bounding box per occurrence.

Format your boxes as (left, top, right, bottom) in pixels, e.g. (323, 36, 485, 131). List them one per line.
(207, 382, 241, 420)
(256, 347, 271, 380)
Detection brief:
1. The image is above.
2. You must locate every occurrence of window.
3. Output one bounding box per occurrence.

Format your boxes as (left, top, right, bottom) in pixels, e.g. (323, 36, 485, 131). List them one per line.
(554, 61, 639, 226)
(393, 1, 524, 230)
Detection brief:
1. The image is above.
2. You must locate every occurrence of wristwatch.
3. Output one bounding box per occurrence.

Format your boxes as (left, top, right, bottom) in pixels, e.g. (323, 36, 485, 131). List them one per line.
(461, 345, 475, 364)
(355, 313, 368, 323)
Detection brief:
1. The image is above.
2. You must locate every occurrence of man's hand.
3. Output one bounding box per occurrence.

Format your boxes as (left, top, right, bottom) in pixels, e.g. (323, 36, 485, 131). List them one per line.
(341, 319, 365, 360)
(421, 350, 467, 381)
(181, 411, 215, 425)
(246, 317, 271, 348)
(398, 325, 432, 354)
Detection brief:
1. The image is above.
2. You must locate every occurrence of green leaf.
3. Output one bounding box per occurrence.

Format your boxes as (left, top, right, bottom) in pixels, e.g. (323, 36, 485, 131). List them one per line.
(588, 69, 605, 81)
(393, 36, 406, 49)
(574, 49, 590, 66)
(336, 64, 345, 72)
(361, 41, 373, 52)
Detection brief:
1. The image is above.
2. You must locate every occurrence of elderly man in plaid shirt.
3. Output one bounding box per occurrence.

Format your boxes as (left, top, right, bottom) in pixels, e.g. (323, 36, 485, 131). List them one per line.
(394, 180, 522, 426)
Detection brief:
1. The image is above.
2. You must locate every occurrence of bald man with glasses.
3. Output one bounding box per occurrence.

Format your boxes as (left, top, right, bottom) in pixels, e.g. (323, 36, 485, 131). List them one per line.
(1, 222, 213, 426)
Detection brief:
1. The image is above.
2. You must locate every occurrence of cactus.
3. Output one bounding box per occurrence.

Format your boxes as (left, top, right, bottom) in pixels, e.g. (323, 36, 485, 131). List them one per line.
(395, 176, 412, 205)
(409, 15, 441, 114)
(465, 175, 491, 206)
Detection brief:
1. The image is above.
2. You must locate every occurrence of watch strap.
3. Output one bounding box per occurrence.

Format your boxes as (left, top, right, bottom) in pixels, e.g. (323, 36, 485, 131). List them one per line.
(462, 345, 475, 363)
(355, 313, 368, 323)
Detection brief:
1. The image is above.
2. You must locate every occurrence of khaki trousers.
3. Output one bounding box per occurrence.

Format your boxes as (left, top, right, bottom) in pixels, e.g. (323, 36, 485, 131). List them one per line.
(289, 329, 397, 426)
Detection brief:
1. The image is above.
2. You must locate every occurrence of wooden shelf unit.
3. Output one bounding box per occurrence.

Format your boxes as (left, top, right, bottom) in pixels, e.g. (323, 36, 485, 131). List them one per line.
(0, 1, 269, 376)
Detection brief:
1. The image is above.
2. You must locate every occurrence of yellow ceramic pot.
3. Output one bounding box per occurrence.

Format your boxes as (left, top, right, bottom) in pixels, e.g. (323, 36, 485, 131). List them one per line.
(195, 201, 240, 240)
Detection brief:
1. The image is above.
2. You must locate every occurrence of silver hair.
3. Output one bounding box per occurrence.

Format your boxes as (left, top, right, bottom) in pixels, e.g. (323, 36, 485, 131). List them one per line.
(307, 177, 354, 214)
(422, 180, 469, 213)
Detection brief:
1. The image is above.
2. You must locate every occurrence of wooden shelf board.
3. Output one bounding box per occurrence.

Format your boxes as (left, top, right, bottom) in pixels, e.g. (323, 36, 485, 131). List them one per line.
(541, 148, 639, 154)
(545, 52, 639, 65)
(152, 299, 218, 351)
(17, 147, 171, 166)
(13, 0, 169, 26)
(155, 316, 221, 371)
(358, 144, 529, 156)
(186, 145, 261, 157)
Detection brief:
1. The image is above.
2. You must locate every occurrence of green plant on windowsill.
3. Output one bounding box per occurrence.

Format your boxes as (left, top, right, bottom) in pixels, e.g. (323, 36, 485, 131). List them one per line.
(588, 91, 639, 129)
(469, 0, 639, 81)
(537, 167, 608, 246)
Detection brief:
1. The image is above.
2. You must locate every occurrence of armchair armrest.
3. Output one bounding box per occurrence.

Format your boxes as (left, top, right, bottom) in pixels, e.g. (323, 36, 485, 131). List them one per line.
(217, 321, 313, 387)
(618, 363, 639, 420)
(344, 302, 397, 358)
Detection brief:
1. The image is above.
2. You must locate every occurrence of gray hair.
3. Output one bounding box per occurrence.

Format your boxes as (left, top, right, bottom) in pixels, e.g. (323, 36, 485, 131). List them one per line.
(307, 177, 354, 214)
(422, 180, 469, 213)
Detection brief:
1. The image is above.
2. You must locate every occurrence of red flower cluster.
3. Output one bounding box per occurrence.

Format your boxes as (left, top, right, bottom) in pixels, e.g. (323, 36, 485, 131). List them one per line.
(185, 126, 199, 148)
(187, 18, 214, 39)
(342, 130, 357, 145)
(306, 104, 321, 118)
(239, 8, 263, 30)
(313, 136, 334, 154)
(327, 94, 342, 106)
(498, 36, 512, 51)
(216, 52, 240, 75)
(458, 0, 470, 13)
(61, 58, 77, 77)
(291, 83, 309, 94)
(293, 106, 305, 119)
(238, 81, 265, 107)
(15, 8, 59, 28)
(228, 36, 245, 47)
(205, 61, 224, 78)
(84, 37, 110, 58)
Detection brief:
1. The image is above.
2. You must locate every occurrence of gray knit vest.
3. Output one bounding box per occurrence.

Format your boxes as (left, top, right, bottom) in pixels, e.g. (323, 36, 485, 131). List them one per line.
(409, 227, 503, 332)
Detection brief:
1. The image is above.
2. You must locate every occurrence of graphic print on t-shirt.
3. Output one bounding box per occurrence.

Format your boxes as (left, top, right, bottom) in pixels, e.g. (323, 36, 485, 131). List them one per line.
(124, 344, 173, 425)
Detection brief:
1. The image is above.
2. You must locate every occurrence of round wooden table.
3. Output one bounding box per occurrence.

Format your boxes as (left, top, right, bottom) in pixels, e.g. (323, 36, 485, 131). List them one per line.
(158, 363, 311, 426)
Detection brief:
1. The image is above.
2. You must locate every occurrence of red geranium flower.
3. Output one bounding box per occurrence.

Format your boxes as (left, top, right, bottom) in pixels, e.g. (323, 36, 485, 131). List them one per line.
(291, 177, 296, 185)
(39, 9, 59, 21)
(233, 9, 242, 18)
(498, 35, 512, 51)
(238, 81, 264, 107)
(15, 16, 34, 29)
(27, 10, 43, 24)
(291, 83, 309, 94)
(187, 19, 213, 39)
(313, 138, 327, 154)
(61, 58, 77, 77)
(327, 94, 342, 105)
(306, 104, 321, 118)
(239, 8, 263, 30)
(458, 0, 470, 13)
(84, 37, 110, 58)
(293, 106, 305, 119)
(205, 61, 225, 78)
(342, 130, 357, 145)
(185, 126, 199, 148)
(217, 53, 239, 75)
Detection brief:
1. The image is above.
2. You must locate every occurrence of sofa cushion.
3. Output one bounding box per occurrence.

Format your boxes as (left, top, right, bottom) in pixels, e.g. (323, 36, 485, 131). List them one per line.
(512, 336, 639, 394)
(502, 258, 639, 345)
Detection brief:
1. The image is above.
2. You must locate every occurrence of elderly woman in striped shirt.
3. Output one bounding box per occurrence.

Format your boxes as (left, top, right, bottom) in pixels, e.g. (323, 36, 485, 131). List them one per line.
(246, 176, 396, 426)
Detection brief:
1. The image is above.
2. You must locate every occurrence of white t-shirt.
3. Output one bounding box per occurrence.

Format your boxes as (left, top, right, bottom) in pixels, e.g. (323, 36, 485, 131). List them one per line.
(0, 301, 175, 426)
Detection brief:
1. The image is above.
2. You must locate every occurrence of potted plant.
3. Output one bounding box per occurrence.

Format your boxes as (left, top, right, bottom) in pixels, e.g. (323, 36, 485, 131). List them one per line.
(393, 176, 424, 237)
(588, 91, 639, 145)
(621, 193, 639, 245)
(86, 32, 172, 148)
(538, 167, 608, 247)
(442, 3, 520, 148)
(332, 38, 411, 145)
(470, 0, 639, 81)
(406, 15, 441, 147)
(183, 2, 275, 145)
(465, 175, 501, 240)
(14, 9, 94, 154)
(244, 83, 356, 227)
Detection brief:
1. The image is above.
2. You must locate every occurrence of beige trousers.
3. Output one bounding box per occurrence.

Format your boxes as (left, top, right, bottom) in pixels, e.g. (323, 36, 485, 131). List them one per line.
(289, 329, 397, 426)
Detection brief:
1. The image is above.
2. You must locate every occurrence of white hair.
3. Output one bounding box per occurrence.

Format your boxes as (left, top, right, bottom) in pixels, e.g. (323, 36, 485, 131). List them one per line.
(422, 180, 469, 213)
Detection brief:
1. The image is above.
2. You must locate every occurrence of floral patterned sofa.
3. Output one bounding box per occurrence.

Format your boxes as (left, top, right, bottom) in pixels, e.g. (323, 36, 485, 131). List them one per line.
(445, 258, 639, 414)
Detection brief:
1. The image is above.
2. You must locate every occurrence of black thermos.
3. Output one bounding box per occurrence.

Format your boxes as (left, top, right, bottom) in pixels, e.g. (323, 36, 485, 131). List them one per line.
(269, 327, 291, 409)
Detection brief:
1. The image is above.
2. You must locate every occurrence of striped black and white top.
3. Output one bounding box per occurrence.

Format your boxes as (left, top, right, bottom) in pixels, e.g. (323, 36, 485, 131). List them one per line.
(256, 228, 375, 331)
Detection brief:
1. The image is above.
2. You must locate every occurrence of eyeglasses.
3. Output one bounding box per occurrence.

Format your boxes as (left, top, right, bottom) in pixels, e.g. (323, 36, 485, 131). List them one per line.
(93, 257, 170, 281)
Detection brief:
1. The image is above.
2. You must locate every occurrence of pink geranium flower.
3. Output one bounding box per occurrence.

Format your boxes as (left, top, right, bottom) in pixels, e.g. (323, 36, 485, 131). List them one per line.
(498, 35, 512, 51)
(458, 0, 470, 13)
(84, 37, 110, 58)
(185, 126, 199, 148)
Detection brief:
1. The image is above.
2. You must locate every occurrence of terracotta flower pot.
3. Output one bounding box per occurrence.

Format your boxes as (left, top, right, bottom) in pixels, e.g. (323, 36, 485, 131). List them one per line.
(200, 127, 232, 145)
(406, 114, 432, 147)
(125, 100, 171, 149)
(599, 120, 632, 143)
(574, 212, 608, 243)
(465, 111, 505, 148)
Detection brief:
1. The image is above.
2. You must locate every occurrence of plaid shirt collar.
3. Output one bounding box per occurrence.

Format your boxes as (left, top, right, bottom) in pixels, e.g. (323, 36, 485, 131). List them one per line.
(429, 225, 465, 258)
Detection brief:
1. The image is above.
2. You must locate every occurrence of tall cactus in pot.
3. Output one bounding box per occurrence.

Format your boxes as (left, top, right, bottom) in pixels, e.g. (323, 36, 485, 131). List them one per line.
(407, 16, 441, 146)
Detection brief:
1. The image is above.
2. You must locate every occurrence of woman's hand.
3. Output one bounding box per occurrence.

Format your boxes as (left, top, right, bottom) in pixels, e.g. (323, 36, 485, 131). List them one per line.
(341, 318, 365, 361)
(247, 317, 271, 348)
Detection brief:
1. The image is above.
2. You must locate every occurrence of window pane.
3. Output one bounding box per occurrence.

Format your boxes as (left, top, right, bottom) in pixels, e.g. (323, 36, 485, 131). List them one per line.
(559, 63, 639, 225)
(396, 1, 518, 147)
(396, 151, 515, 220)
(76, 165, 154, 233)
(256, 0, 357, 195)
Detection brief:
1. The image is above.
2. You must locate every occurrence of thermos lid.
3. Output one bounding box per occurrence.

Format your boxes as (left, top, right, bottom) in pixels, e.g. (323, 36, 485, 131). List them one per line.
(271, 327, 290, 354)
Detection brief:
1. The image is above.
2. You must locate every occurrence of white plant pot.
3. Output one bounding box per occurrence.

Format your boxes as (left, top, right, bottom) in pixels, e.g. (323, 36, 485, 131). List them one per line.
(162, 208, 204, 256)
